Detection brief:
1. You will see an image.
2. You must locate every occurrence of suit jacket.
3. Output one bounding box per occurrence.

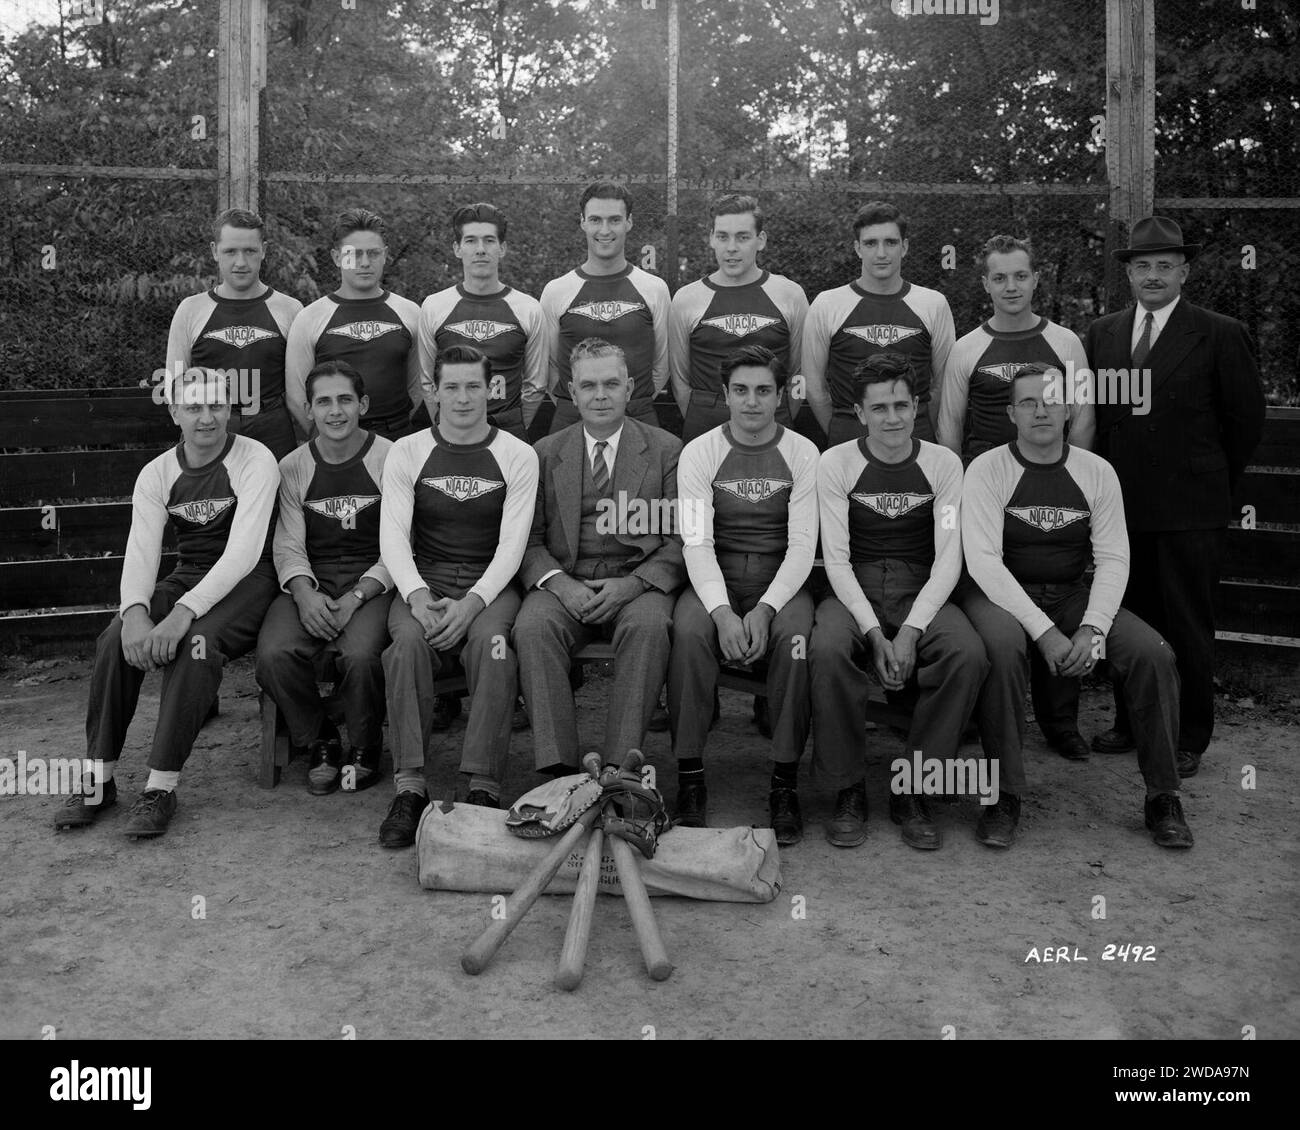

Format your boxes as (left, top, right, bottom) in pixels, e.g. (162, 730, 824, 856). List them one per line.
(1085, 299, 1265, 532)
(519, 416, 686, 594)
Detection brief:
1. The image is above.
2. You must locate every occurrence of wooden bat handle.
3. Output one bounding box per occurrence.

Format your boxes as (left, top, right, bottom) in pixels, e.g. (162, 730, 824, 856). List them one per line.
(609, 834, 672, 982)
(460, 806, 597, 976)
(554, 826, 604, 991)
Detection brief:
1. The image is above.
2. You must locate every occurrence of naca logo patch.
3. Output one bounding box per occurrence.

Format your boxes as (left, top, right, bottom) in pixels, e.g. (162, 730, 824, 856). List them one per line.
(167, 497, 236, 525)
(714, 477, 792, 504)
(977, 362, 1032, 384)
(842, 324, 922, 347)
(1006, 505, 1089, 533)
(444, 319, 517, 343)
(326, 321, 402, 344)
(304, 494, 380, 523)
(851, 491, 933, 519)
(568, 299, 645, 323)
(701, 313, 780, 337)
(201, 325, 279, 349)
(421, 476, 505, 502)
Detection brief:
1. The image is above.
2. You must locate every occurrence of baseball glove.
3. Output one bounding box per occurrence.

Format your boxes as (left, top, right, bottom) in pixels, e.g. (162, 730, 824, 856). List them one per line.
(599, 769, 671, 859)
(505, 774, 603, 838)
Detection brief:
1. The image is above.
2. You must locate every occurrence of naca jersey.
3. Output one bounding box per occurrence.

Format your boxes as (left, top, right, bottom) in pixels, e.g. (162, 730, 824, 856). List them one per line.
(273, 431, 393, 598)
(417, 284, 545, 417)
(540, 264, 669, 406)
(166, 287, 302, 408)
(803, 280, 955, 436)
(669, 272, 808, 394)
(938, 318, 1090, 461)
(286, 290, 422, 426)
(119, 434, 279, 620)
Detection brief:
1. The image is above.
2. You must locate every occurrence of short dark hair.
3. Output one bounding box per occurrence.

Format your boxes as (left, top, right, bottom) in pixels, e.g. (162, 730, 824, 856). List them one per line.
(1009, 361, 1062, 402)
(852, 351, 916, 403)
(579, 180, 632, 220)
(719, 344, 785, 393)
(451, 202, 507, 242)
(211, 208, 264, 244)
(978, 233, 1036, 275)
(305, 359, 365, 403)
(331, 207, 387, 248)
(711, 193, 764, 234)
(569, 337, 627, 376)
(853, 201, 908, 242)
(433, 344, 491, 388)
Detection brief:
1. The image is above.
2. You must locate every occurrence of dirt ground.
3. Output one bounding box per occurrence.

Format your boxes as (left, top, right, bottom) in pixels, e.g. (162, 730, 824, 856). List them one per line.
(2, 649, 1297, 1041)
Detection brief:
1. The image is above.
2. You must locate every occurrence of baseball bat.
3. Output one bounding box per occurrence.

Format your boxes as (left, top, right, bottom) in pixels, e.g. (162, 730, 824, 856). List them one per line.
(460, 803, 599, 976)
(553, 751, 608, 991)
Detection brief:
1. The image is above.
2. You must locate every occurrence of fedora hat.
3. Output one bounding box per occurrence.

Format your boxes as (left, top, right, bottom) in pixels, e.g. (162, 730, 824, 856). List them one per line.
(1113, 216, 1200, 261)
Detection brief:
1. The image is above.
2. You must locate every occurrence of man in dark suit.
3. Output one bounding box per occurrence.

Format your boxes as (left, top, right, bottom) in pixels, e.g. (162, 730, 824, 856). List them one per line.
(514, 337, 685, 772)
(1086, 217, 1265, 778)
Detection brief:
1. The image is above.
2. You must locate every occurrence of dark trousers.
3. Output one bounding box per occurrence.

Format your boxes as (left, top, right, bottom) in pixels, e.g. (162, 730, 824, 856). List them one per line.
(1113, 528, 1223, 754)
(255, 590, 394, 749)
(810, 561, 988, 792)
(959, 583, 1181, 797)
(382, 565, 522, 781)
(666, 557, 812, 763)
(86, 564, 278, 772)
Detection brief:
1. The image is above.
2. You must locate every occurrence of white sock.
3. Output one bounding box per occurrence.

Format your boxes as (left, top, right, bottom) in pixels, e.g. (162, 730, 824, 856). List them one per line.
(146, 769, 180, 793)
(393, 770, 427, 797)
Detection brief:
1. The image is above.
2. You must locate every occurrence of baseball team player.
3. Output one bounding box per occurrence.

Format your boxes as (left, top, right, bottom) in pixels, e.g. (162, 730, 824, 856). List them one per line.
(56, 367, 279, 838)
(667, 344, 818, 842)
(668, 194, 809, 443)
(165, 208, 303, 459)
(540, 182, 670, 434)
(802, 201, 955, 446)
(810, 352, 986, 850)
(375, 345, 539, 847)
(415, 202, 546, 441)
(254, 361, 395, 796)
(285, 207, 422, 442)
(938, 233, 1095, 763)
(513, 338, 685, 773)
(959, 363, 1192, 850)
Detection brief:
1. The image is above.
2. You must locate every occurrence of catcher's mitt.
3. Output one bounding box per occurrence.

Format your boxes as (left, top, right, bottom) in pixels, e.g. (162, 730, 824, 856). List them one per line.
(599, 768, 670, 859)
(505, 774, 603, 838)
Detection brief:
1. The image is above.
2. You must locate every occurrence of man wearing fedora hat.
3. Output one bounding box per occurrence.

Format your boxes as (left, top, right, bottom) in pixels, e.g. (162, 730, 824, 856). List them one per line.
(1085, 217, 1265, 778)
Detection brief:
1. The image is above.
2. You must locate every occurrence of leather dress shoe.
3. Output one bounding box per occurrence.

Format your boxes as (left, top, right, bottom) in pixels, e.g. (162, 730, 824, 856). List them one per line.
(1048, 730, 1090, 762)
(769, 786, 803, 846)
(379, 792, 429, 849)
(825, 782, 867, 848)
(674, 779, 708, 827)
(342, 745, 382, 792)
(1145, 793, 1193, 848)
(1091, 728, 1136, 754)
(975, 793, 1020, 849)
(889, 793, 941, 850)
(54, 777, 117, 829)
(1176, 749, 1202, 779)
(307, 737, 344, 795)
(124, 788, 178, 839)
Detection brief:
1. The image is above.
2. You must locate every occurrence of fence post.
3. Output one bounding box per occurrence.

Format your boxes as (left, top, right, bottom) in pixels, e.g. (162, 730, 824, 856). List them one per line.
(217, 0, 266, 214)
(1103, 0, 1155, 312)
(665, 0, 680, 293)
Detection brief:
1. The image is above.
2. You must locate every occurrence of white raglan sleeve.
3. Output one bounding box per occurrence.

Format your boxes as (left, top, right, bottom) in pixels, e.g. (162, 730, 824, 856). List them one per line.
(272, 450, 316, 592)
(119, 455, 172, 617)
(284, 300, 328, 436)
(758, 435, 818, 612)
(902, 445, 963, 632)
(801, 293, 834, 429)
(468, 438, 539, 608)
(679, 434, 729, 614)
(379, 437, 427, 602)
(937, 329, 980, 455)
(1080, 454, 1130, 637)
(817, 447, 879, 635)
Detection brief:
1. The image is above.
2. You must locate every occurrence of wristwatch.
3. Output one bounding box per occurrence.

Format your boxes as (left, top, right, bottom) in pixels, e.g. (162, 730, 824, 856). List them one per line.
(350, 586, 368, 604)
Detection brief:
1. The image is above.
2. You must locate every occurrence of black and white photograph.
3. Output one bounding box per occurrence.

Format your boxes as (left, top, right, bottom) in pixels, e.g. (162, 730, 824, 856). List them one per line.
(0, 0, 1294, 1087)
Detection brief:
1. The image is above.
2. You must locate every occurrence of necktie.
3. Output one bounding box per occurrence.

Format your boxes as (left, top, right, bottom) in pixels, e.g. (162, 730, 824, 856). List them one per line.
(591, 440, 610, 495)
(1132, 311, 1154, 367)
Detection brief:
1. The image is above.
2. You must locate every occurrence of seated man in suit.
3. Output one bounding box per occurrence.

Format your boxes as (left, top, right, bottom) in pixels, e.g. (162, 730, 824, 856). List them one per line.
(514, 337, 685, 773)
(376, 345, 539, 847)
(55, 366, 279, 839)
(812, 352, 986, 851)
(668, 344, 818, 843)
(255, 361, 395, 796)
(960, 364, 1192, 850)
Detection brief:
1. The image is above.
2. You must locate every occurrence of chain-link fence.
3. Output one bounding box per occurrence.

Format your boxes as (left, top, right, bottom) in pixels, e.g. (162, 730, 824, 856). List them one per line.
(1, 0, 1296, 400)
